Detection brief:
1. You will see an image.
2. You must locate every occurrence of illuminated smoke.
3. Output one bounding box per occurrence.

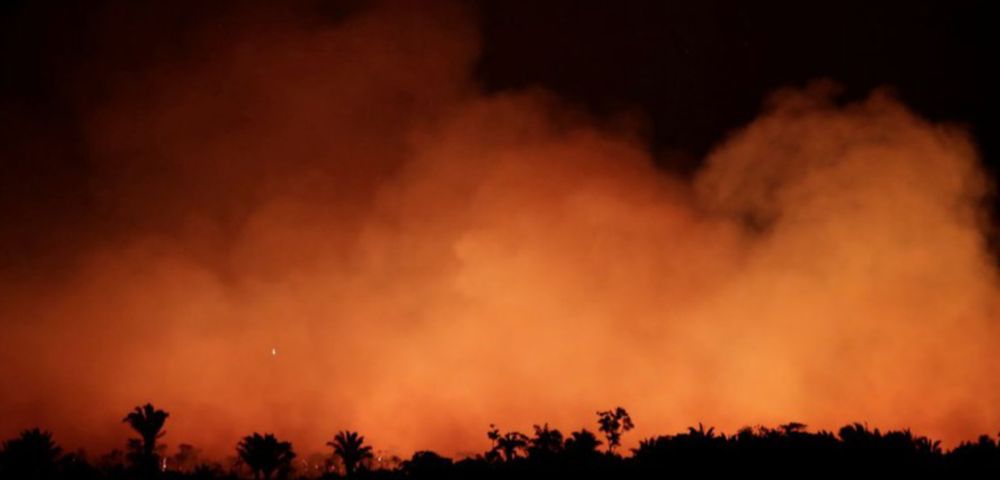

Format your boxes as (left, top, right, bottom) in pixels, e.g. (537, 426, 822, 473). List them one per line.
(1, 1, 998, 458)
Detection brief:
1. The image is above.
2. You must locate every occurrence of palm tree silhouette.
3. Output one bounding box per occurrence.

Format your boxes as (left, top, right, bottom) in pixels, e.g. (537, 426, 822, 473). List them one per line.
(0, 428, 62, 478)
(328, 431, 373, 477)
(122, 403, 168, 472)
(688, 422, 717, 439)
(236, 433, 295, 480)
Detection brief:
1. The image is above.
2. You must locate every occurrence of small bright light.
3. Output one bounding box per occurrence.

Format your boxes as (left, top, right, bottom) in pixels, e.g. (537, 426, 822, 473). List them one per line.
(271, 347, 277, 356)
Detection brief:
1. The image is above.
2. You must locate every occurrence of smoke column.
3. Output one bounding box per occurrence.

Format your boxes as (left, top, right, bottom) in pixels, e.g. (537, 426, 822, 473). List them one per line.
(1, 1, 998, 458)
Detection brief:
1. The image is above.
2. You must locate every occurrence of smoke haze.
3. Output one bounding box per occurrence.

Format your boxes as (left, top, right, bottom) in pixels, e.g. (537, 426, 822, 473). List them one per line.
(2, 1, 998, 458)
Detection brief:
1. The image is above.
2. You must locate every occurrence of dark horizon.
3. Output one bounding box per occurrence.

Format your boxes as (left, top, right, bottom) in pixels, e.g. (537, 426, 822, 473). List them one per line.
(5, 402, 1000, 478)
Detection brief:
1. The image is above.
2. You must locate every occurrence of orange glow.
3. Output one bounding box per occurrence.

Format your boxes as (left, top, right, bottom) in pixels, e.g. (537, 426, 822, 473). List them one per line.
(1, 2, 999, 459)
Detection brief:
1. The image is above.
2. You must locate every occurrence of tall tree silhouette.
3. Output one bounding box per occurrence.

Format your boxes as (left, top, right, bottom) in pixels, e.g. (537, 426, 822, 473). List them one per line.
(596, 407, 634, 453)
(486, 425, 502, 463)
(236, 433, 295, 480)
(122, 403, 168, 473)
(328, 431, 373, 477)
(0, 428, 62, 479)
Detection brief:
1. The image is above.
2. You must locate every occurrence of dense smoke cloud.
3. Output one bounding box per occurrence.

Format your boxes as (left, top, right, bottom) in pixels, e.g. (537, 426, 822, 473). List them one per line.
(2, 0, 998, 459)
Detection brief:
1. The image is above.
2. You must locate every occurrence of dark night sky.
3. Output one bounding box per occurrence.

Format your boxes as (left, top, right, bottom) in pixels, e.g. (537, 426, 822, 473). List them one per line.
(475, 1, 994, 172)
(0, 0, 996, 265)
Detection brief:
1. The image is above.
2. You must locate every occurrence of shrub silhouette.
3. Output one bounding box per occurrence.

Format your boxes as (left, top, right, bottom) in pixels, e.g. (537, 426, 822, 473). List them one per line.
(402, 450, 453, 478)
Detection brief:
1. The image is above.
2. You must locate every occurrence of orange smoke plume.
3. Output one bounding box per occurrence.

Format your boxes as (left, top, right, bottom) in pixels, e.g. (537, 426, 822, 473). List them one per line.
(1, 1, 998, 459)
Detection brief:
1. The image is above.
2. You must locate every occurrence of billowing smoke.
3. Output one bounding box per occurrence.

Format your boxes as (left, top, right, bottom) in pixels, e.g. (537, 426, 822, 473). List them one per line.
(2, 0, 998, 459)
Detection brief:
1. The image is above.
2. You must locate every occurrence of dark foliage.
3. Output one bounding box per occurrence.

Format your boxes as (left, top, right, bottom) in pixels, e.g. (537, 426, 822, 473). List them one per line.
(0, 428, 62, 479)
(327, 431, 372, 478)
(7, 406, 1000, 479)
(122, 403, 169, 475)
(236, 433, 295, 480)
(596, 407, 633, 453)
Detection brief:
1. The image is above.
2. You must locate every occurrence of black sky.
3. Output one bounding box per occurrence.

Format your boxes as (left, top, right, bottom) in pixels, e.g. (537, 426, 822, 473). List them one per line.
(0, 0, 995, 269)
(476, 0, 994, 172)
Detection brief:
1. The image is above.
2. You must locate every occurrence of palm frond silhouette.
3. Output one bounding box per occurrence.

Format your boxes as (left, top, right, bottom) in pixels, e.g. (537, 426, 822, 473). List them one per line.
(327, 430, 373, 477)
(236, 433, 295, 480)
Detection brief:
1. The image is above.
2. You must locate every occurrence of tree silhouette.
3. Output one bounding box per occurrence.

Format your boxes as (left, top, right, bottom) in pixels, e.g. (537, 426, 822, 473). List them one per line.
(191, 462, 225, 480)
(780, 422, 807, 435)
(236, 433, 295, 480)
(12, 413, 1000, 478)
(596, 407, 634, 453)
(486, 424, 502, 463)
(528, 423, 564, 459)
(687, 422, 717, 439)
(327, 431, 373, 477)
(497, 432, 529, 462)
(564, 429, 602, 456)
(122, 403, 168, 473)
(0, 428, 62, 479)
(402, 451, 453, 478)
(171, 443, 201, 472)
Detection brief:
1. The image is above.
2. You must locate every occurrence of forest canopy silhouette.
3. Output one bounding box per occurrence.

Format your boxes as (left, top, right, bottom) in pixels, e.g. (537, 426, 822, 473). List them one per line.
(1, 0, 998, 471)
(4, 404, 1000, 479)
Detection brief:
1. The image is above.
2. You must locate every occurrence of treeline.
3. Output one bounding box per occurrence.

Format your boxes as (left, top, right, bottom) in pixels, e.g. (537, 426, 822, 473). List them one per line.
(3, 403, 1000, 479)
